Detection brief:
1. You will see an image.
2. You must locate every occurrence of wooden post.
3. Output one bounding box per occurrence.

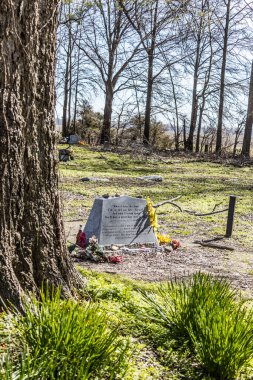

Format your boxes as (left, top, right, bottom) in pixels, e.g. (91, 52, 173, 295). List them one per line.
(225, 195, 237, 238)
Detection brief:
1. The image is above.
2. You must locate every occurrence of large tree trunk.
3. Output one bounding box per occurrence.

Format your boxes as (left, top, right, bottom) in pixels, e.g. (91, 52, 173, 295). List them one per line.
(0, 0, 83, 308)
(216, 0, 231, 154)
(241, 61, 253, 157)
(100, 83, 113, 144)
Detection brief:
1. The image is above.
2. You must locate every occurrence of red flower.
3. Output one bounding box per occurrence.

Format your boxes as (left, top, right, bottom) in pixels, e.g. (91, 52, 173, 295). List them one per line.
(108, 256, 123, 264)
(171, 239, 181, 250)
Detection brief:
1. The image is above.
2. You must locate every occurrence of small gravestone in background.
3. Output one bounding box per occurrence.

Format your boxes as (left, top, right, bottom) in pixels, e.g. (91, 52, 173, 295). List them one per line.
(103, 141, 111, 151)
(138, 175, 163, 182)
(84, 196, 158, 246)
(68, 134, 80, 144)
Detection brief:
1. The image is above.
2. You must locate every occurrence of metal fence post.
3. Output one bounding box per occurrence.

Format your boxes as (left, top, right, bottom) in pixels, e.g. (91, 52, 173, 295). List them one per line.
(225, 195, 237, 238)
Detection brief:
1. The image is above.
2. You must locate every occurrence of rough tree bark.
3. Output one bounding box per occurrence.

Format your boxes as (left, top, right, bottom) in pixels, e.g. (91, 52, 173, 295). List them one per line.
(100, 76, 113, 144)
(0, 0, 83, 308)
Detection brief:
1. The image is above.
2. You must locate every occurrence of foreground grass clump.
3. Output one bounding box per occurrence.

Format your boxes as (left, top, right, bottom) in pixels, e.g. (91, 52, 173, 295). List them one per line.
(140, 272, 237, 342)
(78, 269, 253, 378)
(191, 304, 253, 379)
(0, 288, 132, 380)
(1, 271, 253, 379)
(140, 272, 253, 379)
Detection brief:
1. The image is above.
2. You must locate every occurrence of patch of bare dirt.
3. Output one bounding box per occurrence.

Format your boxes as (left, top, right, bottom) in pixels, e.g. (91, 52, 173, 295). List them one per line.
(65, 211, 253, 295)
(66, 230, 253, 295)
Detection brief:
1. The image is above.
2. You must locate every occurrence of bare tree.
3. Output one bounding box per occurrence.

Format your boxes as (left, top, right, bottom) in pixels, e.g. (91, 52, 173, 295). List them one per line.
(215, 0, 231, 153)
(121, 0, 188, 145)
(184, 0, 211, 151)
(57, 1, 95, 136)
(77, 0, 142, 144)
(62, 8, 74, 136)
(56, 0, 253, 151)
(195, 12, 214, 153)
(233, 118, 245, 157)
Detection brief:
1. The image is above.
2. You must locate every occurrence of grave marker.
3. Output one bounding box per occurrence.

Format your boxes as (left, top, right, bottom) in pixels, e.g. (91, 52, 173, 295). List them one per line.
(84, 196, 158, 245)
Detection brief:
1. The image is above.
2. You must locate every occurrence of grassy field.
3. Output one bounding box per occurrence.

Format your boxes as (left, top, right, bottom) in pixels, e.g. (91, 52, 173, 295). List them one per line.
(60, 145, 253, 247)
(1, 146, 253, 380)
(2, 269, 253, 379)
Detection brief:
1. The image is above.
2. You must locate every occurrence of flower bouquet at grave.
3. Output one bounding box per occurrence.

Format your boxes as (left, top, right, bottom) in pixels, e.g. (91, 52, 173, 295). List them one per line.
(146, 197, 171, 245)
(68, 226, 86, 255)
(76, 226, 86, 248)
(86, 235, 106, 262)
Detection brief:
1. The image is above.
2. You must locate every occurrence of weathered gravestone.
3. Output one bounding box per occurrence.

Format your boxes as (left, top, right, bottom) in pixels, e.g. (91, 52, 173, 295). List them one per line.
(84, 196, 158, 246)
(68, 134, 80, 144)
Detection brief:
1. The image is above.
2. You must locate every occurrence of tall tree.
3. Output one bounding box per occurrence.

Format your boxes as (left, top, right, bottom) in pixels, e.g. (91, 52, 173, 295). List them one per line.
(184, 0, 216, 152)
(62, 13, 73, 137)
(215, 0, 231, 153)
(241, 61, 253, 157)
(195, 13, 213, 153)
(0, 0, 83, 307)
(121, 0, 186, 145)
(78, 0, 141, 144)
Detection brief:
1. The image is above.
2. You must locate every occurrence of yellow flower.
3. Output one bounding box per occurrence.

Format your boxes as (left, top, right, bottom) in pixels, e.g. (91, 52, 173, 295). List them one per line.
(146, 197, 170, 245)
(157, 233, 171, 244)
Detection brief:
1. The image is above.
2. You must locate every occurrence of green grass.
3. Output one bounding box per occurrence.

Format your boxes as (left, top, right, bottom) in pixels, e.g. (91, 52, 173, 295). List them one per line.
(80, 270, 253, 379)
(190, 305, 253, 379)
(3, 146, 249, 379)
(0, 288, 133, 380)
(138, 273, 253, 379)
(1, 271, 253, 379)
(60, 146, 253, 247)
(138, 273, 238, 343)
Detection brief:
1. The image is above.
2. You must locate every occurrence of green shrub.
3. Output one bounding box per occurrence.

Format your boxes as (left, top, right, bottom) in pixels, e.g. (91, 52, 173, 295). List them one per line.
(0, 288, 131, 379)
(140, 272, 237, 343)
(139, 272, 253, 379)
(190, 305, 253, 380)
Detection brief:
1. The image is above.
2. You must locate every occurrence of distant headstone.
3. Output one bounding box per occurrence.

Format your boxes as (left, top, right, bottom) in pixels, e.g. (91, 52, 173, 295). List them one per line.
(103, 141, 111, 151)
(59, 148, 74, 162)
(68, 134, 80, 144)
(138, 175, 163, 182)
(84, 196, 158, 246)
(80, 177, 110, 182)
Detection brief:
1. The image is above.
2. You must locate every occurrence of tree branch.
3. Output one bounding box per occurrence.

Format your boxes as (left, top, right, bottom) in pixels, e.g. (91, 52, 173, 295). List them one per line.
(194, 241, 234, 251)
(154, 196, 182, 209)
(153, 197, 229, 217)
